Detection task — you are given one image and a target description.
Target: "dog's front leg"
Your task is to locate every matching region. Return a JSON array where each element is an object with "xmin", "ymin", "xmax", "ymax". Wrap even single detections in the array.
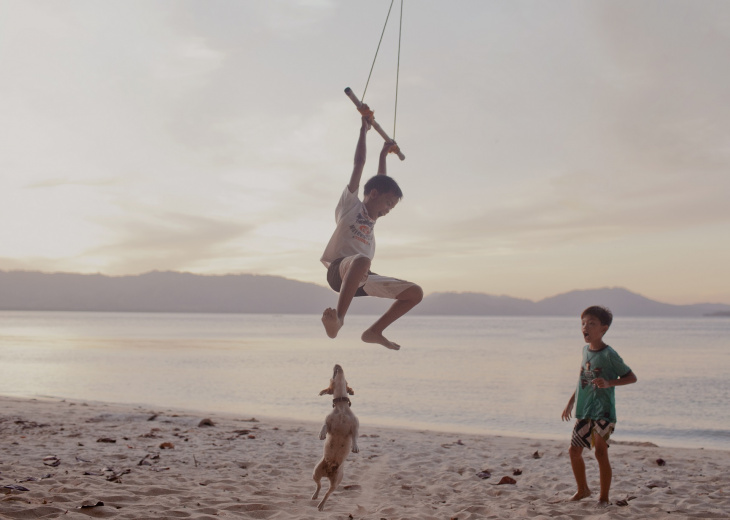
[{"xmin": 318, "ymin": 423, "xmax": 327, "ymax": 440}]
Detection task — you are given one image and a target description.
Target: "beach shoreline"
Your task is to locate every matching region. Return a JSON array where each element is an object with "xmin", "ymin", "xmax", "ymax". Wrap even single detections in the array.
[{"xmin": 1, "ymin": 395, "xmax": 728, "ymax": 519}]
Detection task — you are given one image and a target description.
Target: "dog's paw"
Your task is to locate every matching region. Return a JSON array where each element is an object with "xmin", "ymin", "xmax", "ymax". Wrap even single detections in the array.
[{"xmin": 352, "ymin": 445, "xmax": 360, "ymax": 453}]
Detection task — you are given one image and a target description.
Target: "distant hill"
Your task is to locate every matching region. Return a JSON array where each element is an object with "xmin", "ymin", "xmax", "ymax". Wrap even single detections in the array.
[
  {"xmin": 1, "ymin": 270, "xmax": 728, "ymax": 317},
  {"xmin": 0, "ymin": 270, "xmax": 388, "ymax": 315},
  {"xmin": 416, "ymin": 287, "xmax": 730, "ymax": 317},
  {"xmin": 413, "ymin": 292, "xmax": 535, "ymax": 316},
  {"xmin": 533, "ymin": 287, "xmax": 730, "ymax": 317}
]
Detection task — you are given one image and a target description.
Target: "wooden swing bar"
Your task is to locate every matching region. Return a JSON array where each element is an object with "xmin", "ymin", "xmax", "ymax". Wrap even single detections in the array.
[{"xmin": 344, "ymin": 87, "xmax": 406, "ymax": 161}]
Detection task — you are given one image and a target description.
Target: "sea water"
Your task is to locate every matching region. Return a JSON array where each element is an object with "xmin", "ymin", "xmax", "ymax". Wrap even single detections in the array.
[{"xmin": 0, "ymin": 311, "xmax": 728, "ymax": 450}]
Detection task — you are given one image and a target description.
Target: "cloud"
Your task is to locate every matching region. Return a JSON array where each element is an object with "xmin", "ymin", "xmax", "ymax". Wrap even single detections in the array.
[
  {"xmin": 388, "ymin": 164, "xmax": 730, "ymax": 261},
  {"xmin": 27, "ymin": 178, "xmax": 120, "ymax": 189},
  {"xmin": 87, "ymin": 210, "xmax": 254, "ymax": 274}
]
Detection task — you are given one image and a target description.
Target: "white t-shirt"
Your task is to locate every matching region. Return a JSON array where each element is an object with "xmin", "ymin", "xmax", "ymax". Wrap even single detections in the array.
[{"xmin": 320, "ymin": 186, "xmax": 376, "ymax": 267}]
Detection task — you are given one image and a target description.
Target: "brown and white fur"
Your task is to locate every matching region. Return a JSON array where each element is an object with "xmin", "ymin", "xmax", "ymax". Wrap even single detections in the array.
[{"xmin": 311, "ymin": 364, "xmax": 359, "ymax": 511}]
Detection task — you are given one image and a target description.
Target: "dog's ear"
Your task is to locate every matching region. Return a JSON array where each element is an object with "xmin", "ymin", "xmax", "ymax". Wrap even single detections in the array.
[
  {"xmin": 319, "ymin": 379, "xmax": 335, "ymax": 396},
  {"xmin": 346, "ymin": 385, "xmax": 354, "ymax": 395}
]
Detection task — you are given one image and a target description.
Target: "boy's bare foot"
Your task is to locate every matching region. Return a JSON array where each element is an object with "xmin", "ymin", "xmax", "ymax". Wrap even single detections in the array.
[
  {"xmin": 596, "ymin": 500, "xmax": 610, "ymax": 508},
  {"xmin": 569, "ymin": 489, "xmax": 592, "ymax": 501},
  {"xmin": 321, "ymin": 308, "xmax": 343, "ymax": 339},
  {"xmin": 361, "ymin": 329, "xmax": 401, "ymax": 350}
]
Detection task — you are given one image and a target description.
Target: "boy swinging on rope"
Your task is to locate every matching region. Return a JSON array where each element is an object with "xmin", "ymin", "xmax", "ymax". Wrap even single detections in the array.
[{"xmin": 320, "ymin": 105, "xmax": 423, "ymax": 350}]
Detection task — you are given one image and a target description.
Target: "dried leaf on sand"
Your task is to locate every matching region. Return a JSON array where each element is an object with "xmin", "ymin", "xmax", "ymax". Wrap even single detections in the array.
[
  {"xmin": 495, "ymin": 476, "xmax": 517, "ymax": 485},
  {"xmin": 42, "ymin": 456, "xmax": 60, "ymax": 467},
  {"xmin": 3, "ymin": 484, "xmax": 30, "ymax": 492}
]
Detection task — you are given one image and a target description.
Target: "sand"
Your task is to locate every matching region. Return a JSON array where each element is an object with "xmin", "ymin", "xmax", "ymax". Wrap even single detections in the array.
[{"xmin": 1, "ymin": 395, "xmax": 728, "ymax": 520}]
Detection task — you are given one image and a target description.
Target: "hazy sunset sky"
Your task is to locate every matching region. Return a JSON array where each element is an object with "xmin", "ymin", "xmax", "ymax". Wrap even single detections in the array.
[{"xmin": 1, "ymin": 1, "xmax": 728, "ymax": 305}]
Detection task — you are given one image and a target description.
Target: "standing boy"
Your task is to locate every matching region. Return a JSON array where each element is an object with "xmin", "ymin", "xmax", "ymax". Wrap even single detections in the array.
[
  {"xmin": 320, "ymin": 106, "xmax": 423, "ymax": 350},
  {"xmin": 561, "ymin": 306, "xmax": 637, "ymax": 507}
]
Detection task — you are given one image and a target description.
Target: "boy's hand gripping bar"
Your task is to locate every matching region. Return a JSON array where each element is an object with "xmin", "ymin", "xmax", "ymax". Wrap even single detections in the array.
[{"xmin": 345, "ymin": 87, "xmax": 406, "ymax": 161}]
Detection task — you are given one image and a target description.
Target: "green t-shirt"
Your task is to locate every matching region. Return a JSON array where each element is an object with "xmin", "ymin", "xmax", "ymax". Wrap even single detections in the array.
[{"xmin": 574, "ymin": 344, "xmax": 632, "ymax": 423}]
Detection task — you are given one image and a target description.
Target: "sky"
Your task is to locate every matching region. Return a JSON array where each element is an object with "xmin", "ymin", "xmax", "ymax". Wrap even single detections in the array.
[{"xmin": 1, "ymin": 0, "xmax": 729, "ymax": 305}]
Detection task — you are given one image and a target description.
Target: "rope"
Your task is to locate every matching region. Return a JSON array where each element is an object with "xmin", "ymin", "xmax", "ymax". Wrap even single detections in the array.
[
  {"xmin": 362, "ymin": 0, "xmax": 395, "ymax": 104},
  {"xmin": 361, "ymin": 0, "xmax": 404, "ymax": 140},
  {"xmin": 393, "ymin": 0, "xmax": 403, "ymax": 139}
]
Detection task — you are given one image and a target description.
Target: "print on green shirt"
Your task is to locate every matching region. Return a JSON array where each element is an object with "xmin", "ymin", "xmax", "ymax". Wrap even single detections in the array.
[{"xmin": 574, "ymin": 345, "xmax": 631, "ymax": 423}]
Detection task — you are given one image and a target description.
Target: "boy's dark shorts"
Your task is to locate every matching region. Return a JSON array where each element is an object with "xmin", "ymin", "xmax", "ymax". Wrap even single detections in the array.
[
  {"xmin": 571, "ymin": 419, "xmax": 615, "ymax": 449},
  {"xmin": 326, "ymin": 257, "xmax": 369, "ymax": 297}
]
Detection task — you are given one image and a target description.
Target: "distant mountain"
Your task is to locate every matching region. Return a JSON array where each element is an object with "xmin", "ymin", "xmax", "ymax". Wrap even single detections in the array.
[
  {"xmin": 413, "ymin": 292, "xmax": 535, "ymax": 316},
  {"xmin": 0, "ymin": 270, "xmax": 333, "ymax": 314},
  {"xmin": 414, "ymin": 287, "xmax": 729, "ymax": 317},
  {"xmin": 532, "ymin": 287, "xmax": 730, "ymax": 317},
  {"xmin": 0, "ymin": 270, "xmax": 390, "ymax": 315},
  {"xmin": 1, "ymin": 270, "xmax": 728, "ymax": 317}
]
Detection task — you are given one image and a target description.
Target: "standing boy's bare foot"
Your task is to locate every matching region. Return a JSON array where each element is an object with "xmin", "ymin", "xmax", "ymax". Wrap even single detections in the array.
[
  {"xmin": 361, "ymin": 329, "xmax": 401, "ymax": 350},
  {"xmin": 569, "ymin": 489, "xmax": 592, "ymax": 501},
  {"xmin": 321, "ymin": 308, "xmax": 343, "ymax": 339},
  {"xmin": 595, "ymin": 500, "xmax": 610, "ymax": 508}
]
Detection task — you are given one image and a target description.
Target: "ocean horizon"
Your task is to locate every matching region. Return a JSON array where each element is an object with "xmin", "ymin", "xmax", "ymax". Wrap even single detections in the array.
[{"xmin": 1, "ymin": 311, "xmax": 728, "ymax": 451}]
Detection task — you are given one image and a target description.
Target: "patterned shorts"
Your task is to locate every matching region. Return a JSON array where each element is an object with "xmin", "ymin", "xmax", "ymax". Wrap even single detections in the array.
[{"xmin": 571, "ymin": 419, "xmax": 615, "ymax": 449}]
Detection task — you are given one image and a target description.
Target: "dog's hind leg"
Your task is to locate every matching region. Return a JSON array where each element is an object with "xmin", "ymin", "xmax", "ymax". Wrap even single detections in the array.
[
  {"xmin": 311, "ymin": 459, "xmax": 325, "ymax": 500},
  {"xmin": 317, "ymin": 466, "xmax": 344, "ymax": 511},
  {"xmin": 351, "ymin": 419, "xmax": 360, "ymax": 453},
  {"xmin": 311, "ymin": 480, "xmax": 322, "ymax": 501}
]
